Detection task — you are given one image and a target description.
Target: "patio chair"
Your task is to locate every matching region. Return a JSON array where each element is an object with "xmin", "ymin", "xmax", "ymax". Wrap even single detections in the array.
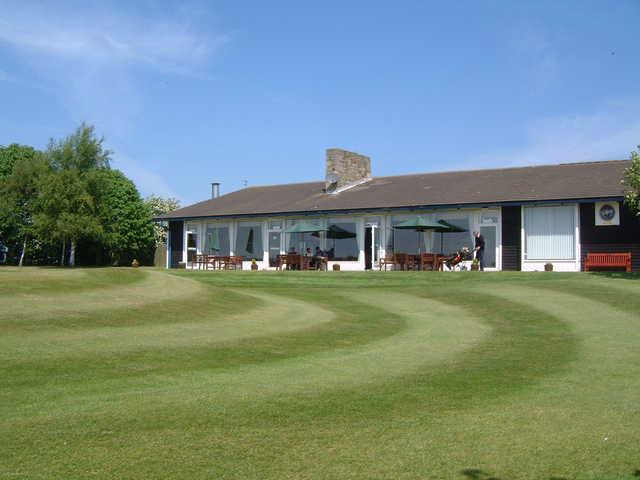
[
  {"xmin": 420, "ymin": 253, "xmax": 436, "ymax": 271},
  {"xmin": 275, "ymin": 254, "xmax": 287, "ymax": 271},
  {"xmin": 286, "ymin": 253, "xmax": 301, "ymax": 270},
  {"xmin": 192, "ymin": 253, "xmax": 206, "ymax": 270},
  {"xmin": 379, "ymin": 253, "xmax": 396, "ymax": 271},
  {"xmin": 228, "ymin": 256, "xmax": 244, "ymax": 270},
  {"xmin": 394, "ymin": 253, "xmax": 409, "ymax": 271},
  {"xmin": 204, "ymin": 255, "xmax": 216, "ymax": 270}
]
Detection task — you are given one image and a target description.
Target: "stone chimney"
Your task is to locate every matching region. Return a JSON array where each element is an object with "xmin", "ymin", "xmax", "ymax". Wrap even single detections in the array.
[{"xmin": 325, "ymin": 148, "xmax": 371, "ymax": 193}]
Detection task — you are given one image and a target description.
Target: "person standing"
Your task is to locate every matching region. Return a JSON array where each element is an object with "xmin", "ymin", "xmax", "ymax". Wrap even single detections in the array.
[{"xmin": 473, "ymin": 231, "xmax": 485, "ymax": 271}]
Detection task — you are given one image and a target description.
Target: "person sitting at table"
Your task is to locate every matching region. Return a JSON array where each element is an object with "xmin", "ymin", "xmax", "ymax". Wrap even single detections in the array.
[
  {"xmin": 314, "ymin": 246, "xmax": 323, "ymax": 257},
  {"xmin": 288, "ymin": 245, "xmax": 297, "ymax": 254}
]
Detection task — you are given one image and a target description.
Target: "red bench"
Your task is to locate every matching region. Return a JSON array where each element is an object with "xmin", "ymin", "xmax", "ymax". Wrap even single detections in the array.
[{"xmin": 584, "ymin": 252, "xmax": 632, "ymax": 273}]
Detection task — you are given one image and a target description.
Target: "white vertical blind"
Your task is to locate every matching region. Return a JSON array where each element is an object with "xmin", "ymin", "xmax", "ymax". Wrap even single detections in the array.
[{"xmin": 524, "ymin": 205, "xmax": 575, "ymax": 260}]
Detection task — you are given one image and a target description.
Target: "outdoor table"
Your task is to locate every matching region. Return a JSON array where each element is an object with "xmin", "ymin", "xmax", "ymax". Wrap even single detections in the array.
[{"xmin": 285, "ymin": 253, "xmax": 301, "ymax": 270}]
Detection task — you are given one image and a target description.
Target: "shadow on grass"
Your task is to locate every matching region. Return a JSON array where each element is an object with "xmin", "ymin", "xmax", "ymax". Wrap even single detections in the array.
[
  {"xmin": 461, "ymin": 467, "xmax": 640, "ymax": 479},
  {"xmin": 588, "ymin": 271, "xmax": 640, "ymax": 280}
]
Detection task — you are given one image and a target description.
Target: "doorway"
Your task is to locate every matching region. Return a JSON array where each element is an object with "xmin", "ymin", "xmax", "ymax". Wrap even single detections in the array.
[
  {"xmin": 268, "ymin": 231, "xmax": 281, "ymax": 267},
  {"xmin": 365, "ymin": 227, "xmax": 372, "ymax": 269},
  {"xmin": 480, "ymin": 225, "xmax": 497, "ymax": 269}
]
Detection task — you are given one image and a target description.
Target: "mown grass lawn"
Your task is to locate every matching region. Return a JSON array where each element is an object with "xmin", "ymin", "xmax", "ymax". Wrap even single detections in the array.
[{"xmin": 1, "ymin": 267, "xmax": 639, "ymax": 479}]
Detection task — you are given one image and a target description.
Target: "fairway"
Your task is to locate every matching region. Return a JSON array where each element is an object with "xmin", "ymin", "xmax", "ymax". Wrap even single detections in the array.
[{"xmin": 1, "ymin": 268, "xmax": 639, "ymax": 479}]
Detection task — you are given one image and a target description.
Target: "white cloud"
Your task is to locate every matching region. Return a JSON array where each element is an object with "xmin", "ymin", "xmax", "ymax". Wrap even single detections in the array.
[
  {"xmin": 0, "ymin": 2, "xmax": 228, "ymax": 138},
  {"xmin": 463, "ymin": 100, "xmax": 640, "ymax": 169},
  {"xmin": 0, "ymin": 2, "xmax": 227, "ymax": 72}
]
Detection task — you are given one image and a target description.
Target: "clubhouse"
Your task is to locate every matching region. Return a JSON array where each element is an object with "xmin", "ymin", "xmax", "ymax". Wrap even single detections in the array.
[{"xmin": 158, "ymin": 149, "xmax": 639, "ymax": 272}]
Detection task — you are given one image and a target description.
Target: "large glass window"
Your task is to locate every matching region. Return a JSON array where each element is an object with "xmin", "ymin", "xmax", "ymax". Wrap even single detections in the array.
[
  {"xmin": 388, "ymin": 217, "xmax": 431, "ymax": 254},
  {"xmin": 204, "ymin": 224, "xmax": 230, "ymax": 255},
  {"xmin": 235, "ymin": 222, "xmax": 263, "ymax": 260},
  {"xmin": 285, "ymin": 219, "xmax": 322, "ymax": 255},
  {"xmin": 524, "ymin": 205, "xmax": 575, "ymax": 260},
  {"xmin": 326, "ymin": 220, "xmax": 358, "ymax": 261},
  {"xmin": 436, "ymin": 217, "xmax": 472, "ymax": 255}
]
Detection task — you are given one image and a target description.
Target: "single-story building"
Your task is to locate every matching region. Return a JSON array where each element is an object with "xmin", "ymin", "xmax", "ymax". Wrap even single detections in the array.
[{"xmin": 158, "ymin": 148, "xmax": 639, "ymax": 272}]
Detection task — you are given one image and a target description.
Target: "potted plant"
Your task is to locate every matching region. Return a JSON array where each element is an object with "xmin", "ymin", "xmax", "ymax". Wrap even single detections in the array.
[
  {"xmin": 251, "ymin": 259, "xmax": 259, "ymax": 271},
  {"xmin": 131, "ymin": 259, "xmax": 140, "ymax": 268},
  {"xmin": 470, "ymin": 258, "xmax": 480, "ymax": 271}
]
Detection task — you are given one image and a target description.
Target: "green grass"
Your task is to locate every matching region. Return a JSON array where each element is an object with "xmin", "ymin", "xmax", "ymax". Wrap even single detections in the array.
[{"xmin": 1, "ymin": 268, "xmax": 639, "ymax": 479}]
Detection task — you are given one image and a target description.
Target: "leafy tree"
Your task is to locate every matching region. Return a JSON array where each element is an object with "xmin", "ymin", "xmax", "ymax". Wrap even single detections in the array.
[
  {"xmin": 0, "ymin": 152, "xmax": 50, "ymax": 265},
  {"xmin": 145, "ymin": 195, "xmax": 181, "ymax": 247},
  {"xmin": 47, "ymin": 123, "xmax": 111, "ymax": 172},
  {"xmin": 36, "ymin": 169, "xmax": 102, "ymax": 267},
  {"xmin": 88, "ymin": 169, "xmax": 155, "ymax": 265},
  {"xmin": 40, "ymin": 123, "xmax": 112, "ymax": 266},
  {"xmin": 0, "ymin": 144, "xmax": 41, "ymax": 180},
  {"xmin": 623, "ymin": 146, "xmax": 640, "ymax": 216}
]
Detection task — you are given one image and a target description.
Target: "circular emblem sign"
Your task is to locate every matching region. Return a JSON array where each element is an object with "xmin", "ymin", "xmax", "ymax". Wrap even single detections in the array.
[{"xmin": 599, "ymin": 204, "xmax": 615, "ymax": 221}]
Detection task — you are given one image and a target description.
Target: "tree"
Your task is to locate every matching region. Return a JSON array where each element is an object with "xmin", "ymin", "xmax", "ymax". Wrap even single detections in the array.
[
  {"xmin": 0, "ymin": 152, "xmax": 49, "ymax": 265},
  {"xmin": 145, "ymin": 195, "xmax": 181, "ymax": 247},
  {"xmin": 0, "ymin": 144, "xmax": 41, "ymax": 180},
  {"xmin": 46, "ymin": 123, "xmax": 111, "ymax": 172},
  {"xmin": 36, "ymin": 169, "xmax": 102, "ymax": 267},
  {"xmin": 88, "ymin": 169, "xmax": 155, "ymax": 265},
  {"xmin": 41, "ymin": 123, "xmax": 112, "ymax": 266},
  {"xmin": 623, "ymin": 146, "xmax": 640, "ymax": 216}
]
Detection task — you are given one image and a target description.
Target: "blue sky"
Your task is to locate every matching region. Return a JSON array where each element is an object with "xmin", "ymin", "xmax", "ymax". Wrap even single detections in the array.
[{"xmin": 1, "ymin": 1, "xmax": 639, "ymax": 205}]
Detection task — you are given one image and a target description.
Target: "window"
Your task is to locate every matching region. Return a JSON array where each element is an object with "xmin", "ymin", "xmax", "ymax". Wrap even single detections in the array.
[
  {"xmin": 186, "ymin": 224, "xmax": 199, "ymax": 264},
  {"xmin": 204, "ymin": 224, "xmax": 230, "ymax": 255},
  {"xmin": 235, "ymin": 223, "xmax": 263, "ymax": 260},
  {"xmin": 524, "ymin": 205, "xmax": 575, "ymax": 260},
  {"xmin": 285, "ymin": 219, "xmax": 322, "ymax": 254},
  {"xmin": 436, "ymin": 217, "xmax": 472, "ymax": 255},
  {"xmin": 326, "ymin": 220, "xmax": 358, "ymax": 261},
  {"xmin": 388, "ymin": 216, "xmax": 431, "ymax": 254}
]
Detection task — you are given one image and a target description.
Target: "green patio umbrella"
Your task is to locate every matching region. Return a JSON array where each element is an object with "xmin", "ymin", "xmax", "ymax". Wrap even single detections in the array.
[
  {"xmin": 246, "ymin": 228, "xmax": 254, "ymax": 254},
  {"xmin": 283, "ymin": 222, "xmax": 328, "ymax": 233},
  {"xmin": 284, "ymin": 222, "xmax": 328, "ymax": 254},
  {"xmin": 393, "ymin": 217, "xmax": 445, "ymax": 232},
  {"xmin": 312, "ymin": 224, "xmax": 356, "ymax": 239},
  {"xmin": 393, "ymin": 216, "xmax": 450, "ymax": 254}
]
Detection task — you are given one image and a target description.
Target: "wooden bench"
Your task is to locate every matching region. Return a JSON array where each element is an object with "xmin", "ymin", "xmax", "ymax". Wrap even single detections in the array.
[{"xmin": 584, "ymin": 252, "xmax": 632, "ymax": 273}]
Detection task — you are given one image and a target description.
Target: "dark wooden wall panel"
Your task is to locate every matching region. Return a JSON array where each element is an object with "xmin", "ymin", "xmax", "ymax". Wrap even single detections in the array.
[
  {"xmin": 169, "ymin": 220, "xmax": 184, "ymax": 268},
  {"xmin": 501, "ymin": 206, "xmax": 521, "ymax": 271},
  {"xmin": 580, "ymin": 203, "xmax": 640, "ymax": 272}
]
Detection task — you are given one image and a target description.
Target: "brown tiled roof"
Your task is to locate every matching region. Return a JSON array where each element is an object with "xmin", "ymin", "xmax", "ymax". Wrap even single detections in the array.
[{"xmin": 159, "ymin": 160, "xmax": 630, "ymax": 220}]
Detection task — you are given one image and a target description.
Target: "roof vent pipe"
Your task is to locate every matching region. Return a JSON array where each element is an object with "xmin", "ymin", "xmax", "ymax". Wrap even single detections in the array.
[{"xmin": 211, "ymin": 182, "xmax": 220, "ymax": 199}]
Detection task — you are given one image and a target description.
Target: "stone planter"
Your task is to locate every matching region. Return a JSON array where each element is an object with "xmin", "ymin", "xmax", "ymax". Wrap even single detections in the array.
[
  {"xmin": 332, "ymin": 264, "xmax": 341, "ymax": 271},
  {"xmin": 251, "ymin": 263, "xmax": 259, "ymax": 271}
]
